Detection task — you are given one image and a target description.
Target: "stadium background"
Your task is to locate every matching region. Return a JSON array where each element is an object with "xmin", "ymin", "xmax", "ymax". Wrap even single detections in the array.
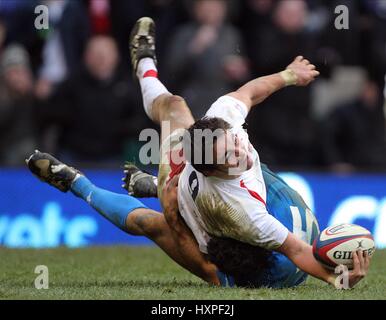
[{"xmin": 0, "ymin": 0, "xmax": 385, "ymax": 251}]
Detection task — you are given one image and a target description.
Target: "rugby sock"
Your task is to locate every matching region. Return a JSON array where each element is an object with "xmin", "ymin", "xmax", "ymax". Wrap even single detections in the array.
[
  {"xmin": 137, "ymin": 58, "xmax": 170, "ymax": 120},
  {"xmin": 71, "ymin": 176, "xmax": 148, "ymax": 232},
  {"xmin": 216, "ymin": 271, "xmax": 236, "ymax": 288}
]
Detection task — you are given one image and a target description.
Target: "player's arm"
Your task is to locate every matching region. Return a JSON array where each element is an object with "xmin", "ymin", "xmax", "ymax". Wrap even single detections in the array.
[
  {"xmin": 277, "ymin": 232, "xmax": 371, "ymax": 288},
  {"xmin": 227, "ymin": 56, "xmax": 319, "ymax": 112},
  {"xmin": 161, "ymin": 175, "xmax": 220, "ymax": 286}
]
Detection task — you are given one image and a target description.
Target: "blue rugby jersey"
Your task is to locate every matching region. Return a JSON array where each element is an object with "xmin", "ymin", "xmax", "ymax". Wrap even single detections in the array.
[
  {"xmin": 252, "ymin": 164, "xmax": 320, "ymax": 288},
  {"xmin": 220, "ymin": 164, "xmax": 320, "ymax": 288}
]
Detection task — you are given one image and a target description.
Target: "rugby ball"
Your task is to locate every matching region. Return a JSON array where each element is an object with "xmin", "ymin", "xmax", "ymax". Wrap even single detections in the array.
[{"xmin": 312, "ymin": 223, "xmax": 375, "ymax": 270}]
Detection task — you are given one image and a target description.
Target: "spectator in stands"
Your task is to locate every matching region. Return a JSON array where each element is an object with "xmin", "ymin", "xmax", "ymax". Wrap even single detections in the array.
[
  {"xmin": 35, "ymin": 0, "xmax": 90, "ymax": 100},
  {"xmin": 108, "ymin": 0, "xmax": 146, "ymax": 70},
  {"xmin": 246, "ymin": 0, "xmax": 319, "ymax": 168},
  {"xmin": 88, "ymin": 0, "xmax": 185, "ymax": 73},
  {"xmin": 0, "ymin": 18, "xmax": 6, "ymax": 53},
  {"xmin": 237, "ymin": 0, "xmax": 275, "ymax": 58},
  {"xmin": 0, "ymin": 0, "xmax": 383, "ymax": 171},
  {"xmin": 165, "ymin": 0, "xmax": 249, "ymax": 118},
  {"xmin": 361, "ymin": 0, "xmax": 386, "ymax": 88},
  {"xmin": 315, "ymin": 0, "xmax": 361, "ymax": 67},
  {"xmin": 0, "ymin": 0, "xmax": 38, "ymax": 50},
  {"xmin": 38, "ymin": 35, "xmax": 145, "ymax": 165},
  {"xmin": 321, "ymin": 78, "xmax": 386, "ymax": 172},
  {"xmin": 145, "ymin": 0, "xmax": 187, "ymax": 69},
  {"xmin": 248, "ymin": 0, "xmax": 315, "ymax": 76},
  {"xmin": 0, "ymin": 44, "xmax": 37, "ymax": 166},
  {"xmin": 87, "ymin": 0, "xmax": 112, "ymax": 35}
]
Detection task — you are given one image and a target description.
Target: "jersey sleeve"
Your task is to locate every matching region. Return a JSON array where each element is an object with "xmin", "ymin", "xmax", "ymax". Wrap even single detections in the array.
[
  {"xmin": 246, "ymin": 205, "xmax": 289, "ymax": 250},
  {"xmin": 205, "ymin": 95, "xmax": 248, "ymax": 128},
  {"xmin": 220, "ymin": 182, "xmax": 289, "ymax": 250}
]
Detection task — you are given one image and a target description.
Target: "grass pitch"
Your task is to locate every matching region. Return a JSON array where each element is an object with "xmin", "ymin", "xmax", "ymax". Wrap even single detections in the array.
[{"xmin": 1, "ymin": 246, "xmax": 385, "ymax": 300}]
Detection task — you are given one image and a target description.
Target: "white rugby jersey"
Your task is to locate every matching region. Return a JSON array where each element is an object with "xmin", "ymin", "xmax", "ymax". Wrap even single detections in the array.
[{"xmin": 178, "ymin": 95, "xmax": 289, "ymax": 253}]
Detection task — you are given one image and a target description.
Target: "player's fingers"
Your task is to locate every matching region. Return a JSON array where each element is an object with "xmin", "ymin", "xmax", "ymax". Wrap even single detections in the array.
[
  {"xmin": 312, "ymin": 70, "xmax": 320, "ymax": 77},
  {"xmin": 303, "ymin": 59, "xmax": 310, "ymax": 65},
  {"xmin": 363, "ymin": 251, "xmax": 370, "ymax": 271},
  {"xmin": 352, "ymin": 251, "xmax": 360, "ymax": 273},
  {"xmin": 295, "ymin": 55, "xmax": 303, "ymax": 62},
  {"xmin": 308, "ymin": 64, "xmax": 316, "ymax": 70},
  {"xmin": 357, "ymin": 250, "xmax": 365, "ymax": 273}
]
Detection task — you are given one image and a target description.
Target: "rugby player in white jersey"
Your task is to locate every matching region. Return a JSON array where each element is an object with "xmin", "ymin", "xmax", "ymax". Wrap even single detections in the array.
[
  {"xmin": 26, "ymin": 17, "xmax": 371, "ymax": 289},
  {"xmin": 125, "ymin": 17, "xmax": 370, "ymax": 288}
]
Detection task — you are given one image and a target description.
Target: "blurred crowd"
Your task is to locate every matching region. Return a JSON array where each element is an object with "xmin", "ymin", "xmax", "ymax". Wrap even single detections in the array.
[{"xmin": 0, "ymin": 0, "xmax": 386, "ymax": 172}]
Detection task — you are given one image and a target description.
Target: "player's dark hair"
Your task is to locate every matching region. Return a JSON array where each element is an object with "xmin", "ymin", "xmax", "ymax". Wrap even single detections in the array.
[
  {"xmin": 207, "ymin": 237, "xmax": 273, "ymax": 288},
  {"xmin": 183, "ymin": 117, "xmax": 231, "ymax": 174}
]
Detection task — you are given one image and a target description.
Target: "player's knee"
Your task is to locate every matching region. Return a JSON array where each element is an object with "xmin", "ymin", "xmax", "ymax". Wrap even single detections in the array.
[
  {"xmin": 167, "ymin": 95, "xmax": 185, "ymax": 105},
  {"xmin": 156, "ymin": 94, "xmax": 193, "ymax": 127},
  {"xmin": 165, "ymin": 95, "xmax": 187, "ymax": 112},
  {"xmin": 167, "ymin": 95, "xmax": 192, "ymax": 121},
  {"xmin": 156, "ymin": 94, "xmax": 185, "ymax": 108}
]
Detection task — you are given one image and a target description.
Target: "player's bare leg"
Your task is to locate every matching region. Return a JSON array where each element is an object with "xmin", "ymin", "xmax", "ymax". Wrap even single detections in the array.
[
  {"xmin": 130, "ymin": 18, "xmax": 194, "ymax": 137},
  {"xmin": 128, "ymin": 19, "xmax": 221, "ymax": 284},
  {"xmin": 151, "ymin": 94, "xmax": 194, "ymax": 142},
  {"xmin": 126, "ymin": 208, "xmax": 218, "ymax": 284},
  {"xmin": 130, "ymin": 17, "xmax": 194, "ymax": 196},
  {"xmin": 26, "ymin": 150, "xmax": 218, "ymax": 284}
]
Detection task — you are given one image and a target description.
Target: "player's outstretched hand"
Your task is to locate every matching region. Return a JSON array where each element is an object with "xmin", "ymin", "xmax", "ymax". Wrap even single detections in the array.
[
  {"xmin": 286, "ymin": 56, "xmax": 320, "ymax": 86},
  {"xmin": 348, "ymin": 250, "xmax": 371, "ymax": 288}
]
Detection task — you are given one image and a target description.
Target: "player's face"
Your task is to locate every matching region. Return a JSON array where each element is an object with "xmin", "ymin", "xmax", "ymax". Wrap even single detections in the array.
[{"xmin": 213, "ymin": 131, "xmax": 254, "ymax": 177}]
